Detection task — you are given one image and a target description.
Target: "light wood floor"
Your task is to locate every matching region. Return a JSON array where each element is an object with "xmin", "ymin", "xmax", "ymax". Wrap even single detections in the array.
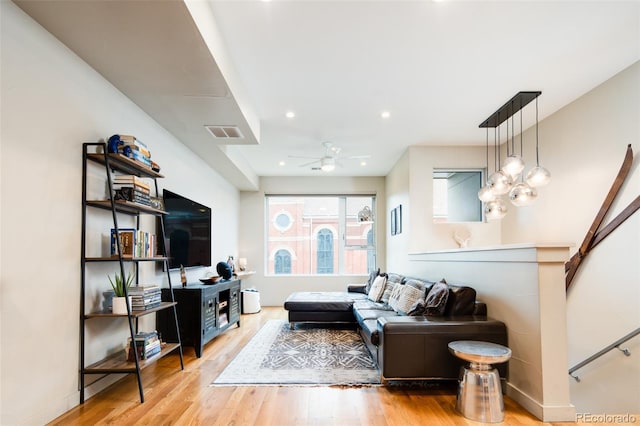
[{"xmin": 51, "ymin": 307, "xmax": 574, "ymax": 425}]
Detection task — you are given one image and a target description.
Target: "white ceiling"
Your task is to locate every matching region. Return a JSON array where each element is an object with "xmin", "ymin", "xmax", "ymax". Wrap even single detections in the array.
[{"xmin": 15, "ymin": 0, "xmax": 640, "ymax": 189}]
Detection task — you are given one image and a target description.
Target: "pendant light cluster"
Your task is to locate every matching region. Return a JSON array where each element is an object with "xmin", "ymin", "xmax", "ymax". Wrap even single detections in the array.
[{"xmin": 478, "ymin": 91, "xmax": 551, "ymax": 221}]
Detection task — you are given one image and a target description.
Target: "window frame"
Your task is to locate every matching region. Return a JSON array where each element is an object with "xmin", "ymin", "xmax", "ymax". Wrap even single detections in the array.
[{"xmin": 265, "ymin": 194, "xmax": 376, "ymax": 276}]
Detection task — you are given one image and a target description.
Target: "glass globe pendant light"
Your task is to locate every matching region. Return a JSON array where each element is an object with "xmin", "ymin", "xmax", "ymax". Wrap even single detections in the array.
[
  {"xmin": 526, "ymin": 96, "xmax": 551, "ymax": 187},
  {"xmin": 485, "ymin": 198, "xmax": 508, "ymax": 221},
  {"xmin": 509, "ymin": 182, "xmax": 538, "ymax": 206},
  {"xmin": 478, "ymin": 128, "xmax": 496, "ymax": 202},
  {"xmin": 488, "ymin": 124, "xmax": 513, "ymax": 195},
  {"xmin": 502, "ymin": 106, "xmax": 525, "ymax": 179}
]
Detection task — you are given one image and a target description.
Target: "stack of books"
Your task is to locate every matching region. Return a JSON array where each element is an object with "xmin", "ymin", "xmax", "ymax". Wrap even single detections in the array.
[
  {"xmin": 112, "ymin": 175, "xmax": 151, "ymax": 207},
  {"xmin": 127, "ymin": 331, "xmax": 161, "ymax": 361},
  {"xmin": 129, "ymin": 285, "xmax": 162, "ymax": 310},
  {"xmin": 116, "ymin": 135, "xmax": 153, "ymax": 168}
]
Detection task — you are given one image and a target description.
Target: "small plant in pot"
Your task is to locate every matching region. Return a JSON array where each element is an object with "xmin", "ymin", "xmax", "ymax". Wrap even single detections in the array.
[{"xmin": 109, "ymin": 271, "xmax": 134, "ymax": 314}]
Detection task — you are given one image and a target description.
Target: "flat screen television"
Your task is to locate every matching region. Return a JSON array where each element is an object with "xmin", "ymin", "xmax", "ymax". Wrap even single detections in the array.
[{"xmin": 160, "ymin": 189, "xmax": 211, "ymax": 270}]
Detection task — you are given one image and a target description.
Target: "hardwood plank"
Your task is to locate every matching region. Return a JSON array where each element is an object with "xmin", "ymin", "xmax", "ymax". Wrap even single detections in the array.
[{"xmin": 50, "ymin": 307, "xmax": 571, "ymax": 425}]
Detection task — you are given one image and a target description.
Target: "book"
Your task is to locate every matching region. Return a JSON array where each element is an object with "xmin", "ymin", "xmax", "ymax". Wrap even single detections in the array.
[
  {"xmin": 110, "ymin": 228, "xmax": 136, "ymax": 257},
  {"xmin": 113, "ymin": 175, "xmax": 150, "ymax": 190}
]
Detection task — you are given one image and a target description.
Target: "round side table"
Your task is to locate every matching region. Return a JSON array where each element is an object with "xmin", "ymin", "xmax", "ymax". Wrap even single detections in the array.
[{"xmin": 448, "ymin": 340, "xmax": 512, "ymax": 423}]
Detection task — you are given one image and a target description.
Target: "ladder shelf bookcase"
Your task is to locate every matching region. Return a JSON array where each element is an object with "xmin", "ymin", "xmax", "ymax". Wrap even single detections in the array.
[{"xmin": 80, "ymin": 142, "xmax": 184, "ymax": 403}]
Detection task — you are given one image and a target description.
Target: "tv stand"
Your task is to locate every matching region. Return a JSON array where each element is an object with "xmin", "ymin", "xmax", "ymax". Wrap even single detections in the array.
[{"xmin": 157, "ymin": 279, "xmax": 241, "ymax": 357}]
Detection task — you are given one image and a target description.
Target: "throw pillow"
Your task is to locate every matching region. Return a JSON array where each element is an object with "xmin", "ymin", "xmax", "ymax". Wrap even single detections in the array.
[
  {"xmin": 406, "ymin": 299, "xmax": 426, "ymax": 316},
  {"xmin": 365, "ymin": 268, "xmax": 381, "ymax": 293},
  {"xmin": 367, "ymin": 275, "xmax": 388, "ymax": 302},
  {"xmin": 380, "ymin": 282, "xmax": 396, "ymax": 305},
  {"xmin": 445, "ymin": 286, "xmax": 477, "ymax": 316},
  {"xmin": 424, "ymin": 279, "xmax": 449, "ymax": 316},
  {"xmin": 396, "ymin": 284, "xmax": 425, "ymax": 314},
  {"xmin": 386, "ymin": 273, "xmax": 404, "ymax": 285},
  {"xmin": 388, "ymin": 283, "xmax": 404, "ymax": 312}
]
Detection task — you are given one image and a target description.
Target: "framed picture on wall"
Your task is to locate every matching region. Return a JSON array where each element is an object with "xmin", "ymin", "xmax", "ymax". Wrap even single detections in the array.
[
  {"xmin": 391, "ymin": 208, "xmax": 397, "ymax": 235},
  {"xmin": 397, "ymin": 205, "xmax": 402, "ymax": 234}
]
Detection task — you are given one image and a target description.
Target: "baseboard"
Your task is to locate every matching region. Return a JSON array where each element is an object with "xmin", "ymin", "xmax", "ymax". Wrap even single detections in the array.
[{"xmin": 506, "ymin": 382, "xmax": 576, "ymax": 422}]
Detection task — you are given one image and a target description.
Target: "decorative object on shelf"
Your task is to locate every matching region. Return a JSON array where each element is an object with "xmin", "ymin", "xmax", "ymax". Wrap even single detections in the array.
[
  {"xmin": 237, "ymin": 257, "xmax": 248, "ymax": 272},
  {"xmin": 216, "ymin": 261, "xmax": 233, "ymax": 280},
  {"xmin": 180, "ymin": 264, "xmax": 187, "ymax": 288},
  {"xmin": 357, "ymin": 206, "xmax": 373, "ymax": 222},
  {"xmin": 227, "ymin": 255, "xmax": 235, "ymax": 272},
  {"xmin": 453, "ymin": 228, "xmax": 471, "ymax": 248},
  {"xmin": 478, "ymin": 91, "xmax": 551, "ymax": 220},
  {"xmin": 108, "ymin": 271, "xmax": 134, "ymax": 314}
]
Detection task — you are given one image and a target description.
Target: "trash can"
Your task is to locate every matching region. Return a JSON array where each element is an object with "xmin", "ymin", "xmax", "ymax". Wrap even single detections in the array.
[{"xmin": 241, "ymin": 289, "xmax": 261, "ymax": 314}]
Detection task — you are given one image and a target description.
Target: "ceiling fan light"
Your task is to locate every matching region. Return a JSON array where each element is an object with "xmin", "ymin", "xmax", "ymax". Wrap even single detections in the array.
[{"xmin": 320, "ymin": 157, "xmax": 335, "ymax": 172}]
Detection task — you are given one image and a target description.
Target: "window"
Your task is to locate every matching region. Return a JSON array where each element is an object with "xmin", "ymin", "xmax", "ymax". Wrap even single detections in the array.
[
  {"xmin": 274, "ymin": 249, "xmax": 291, "ymax": 274},
  {"xmin": 316, "ymin": 229, "xmax": 334, "ymax": 273},
  {"xmin": 433, "ymin": 170, "xmax": 483, "ymax": 223},
  {"xmin": 266, "ymin": 195, "xmax": 376, "ymax": 275}
]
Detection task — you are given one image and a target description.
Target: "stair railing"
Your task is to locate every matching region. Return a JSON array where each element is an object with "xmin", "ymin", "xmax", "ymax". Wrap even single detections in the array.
[{"xmin": 569, "ymin": 327, "xmax": 639, "ymax": 382}]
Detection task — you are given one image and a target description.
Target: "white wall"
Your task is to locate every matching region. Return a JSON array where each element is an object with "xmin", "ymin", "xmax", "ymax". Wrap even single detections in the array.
[
  {"xmin": 386, "ymin": 145, "xmax": 502, "ymax": 274},
  {"xmin": 239, "ymin": 176, "xmax": 385, "ymax": 306},
  {"xmin": 502, "ymin": 61, "xmax": 640, "ymax": 414},
  {"xmin": 0, "ymin": 3, "xmax": 239, "ymax": 424}
]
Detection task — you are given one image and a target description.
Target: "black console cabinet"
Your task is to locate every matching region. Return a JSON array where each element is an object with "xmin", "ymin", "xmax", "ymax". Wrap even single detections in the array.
[{"xmin": 158, "ymin": 279, "xmax": 241, "ymax": 357}]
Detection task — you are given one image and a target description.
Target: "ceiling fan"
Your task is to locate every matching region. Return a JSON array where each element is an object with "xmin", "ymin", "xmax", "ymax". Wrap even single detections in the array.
[{"xmin": 289, "ymin": 141, "xmax": 370, "ymax": 172}]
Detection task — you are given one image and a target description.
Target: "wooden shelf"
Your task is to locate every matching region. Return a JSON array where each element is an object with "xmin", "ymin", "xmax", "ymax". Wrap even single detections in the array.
[
  {"xmin": 85, "ymin": 301, "xmax": 177, "ymax": 319},
  {"xmin": 86, "ymin": 153, "xmax": 163, "ymax": 178},
  {"xmin": 86, "ymin": 199, "xmax": 167, "ymax": 216},
  {"xmin": 85, "ymin": 256, "xmax": 169, "ymax": 263},
  {"xmin": 84, "ymin": 343, "xmax": 180, "ymax": 374}
]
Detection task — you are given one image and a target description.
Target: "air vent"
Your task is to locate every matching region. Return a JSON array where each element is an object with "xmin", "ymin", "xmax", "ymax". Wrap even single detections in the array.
[{"xmin": 205, "ymin": 125, "xmax": 244, "ymax": 139}]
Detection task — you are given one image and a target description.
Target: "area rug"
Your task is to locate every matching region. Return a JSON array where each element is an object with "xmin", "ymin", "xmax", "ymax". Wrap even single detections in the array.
[{"xmin": 211, "ymin": 319, "xmax": 380, "ymax": 386}]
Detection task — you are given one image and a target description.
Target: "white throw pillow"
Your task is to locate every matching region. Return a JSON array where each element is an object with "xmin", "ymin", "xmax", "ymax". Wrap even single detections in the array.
[{"xmin": 367, "ymin": 275, "xmax": 388, "ymax": 302}]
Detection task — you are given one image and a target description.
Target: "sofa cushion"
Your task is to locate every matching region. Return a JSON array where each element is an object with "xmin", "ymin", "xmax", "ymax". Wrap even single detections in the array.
[
  {"xmin": 353, "ymin": 299, "xmax": 390, "ymax": 311},
  {"xmin": 354, "ymin": 308, "xmax": 398, "ymax": 323},
  {"xmin": 405, "ymin": 299, "xmax": 426, "ymax": 316},
  {"xmin": 445, "ymin": 285, "xmax": 477, "ymax": 316},
  {"xmin": 424, "ymin": 279, "xmax": 449, "ymax": 316},
  {"xmin": 367, "ymin": 275, "xmax": 388, "ymax": 302},
  {"xmin": 386, "ymin": 273, "xmax": 404, "ymax": 285}
]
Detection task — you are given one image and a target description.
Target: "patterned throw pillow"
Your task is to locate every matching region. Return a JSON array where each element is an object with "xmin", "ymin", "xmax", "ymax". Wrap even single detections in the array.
[
  {"xmin": 367, "ymin": 275, "xmax": 388, "ymax": 302},
  {"xmin": 396, "ymin": 284, "xmax": 425, "ymax": 314},
  {"xmin": 380, "ymin": 282, "xmax": 396, "ymax": 305},
  {"xmin": 388, "ymin": 283, "xmax": 404, "ymax": 311},
  {"xmin": 424, "ymin": 279, "xmax": 449, "ymax": 316}
]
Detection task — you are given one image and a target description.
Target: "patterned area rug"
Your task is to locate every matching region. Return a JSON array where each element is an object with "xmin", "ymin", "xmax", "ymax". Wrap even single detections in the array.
[{"xmin": 212, "ymin": 319, "xmax": 380, "ymax": 386}]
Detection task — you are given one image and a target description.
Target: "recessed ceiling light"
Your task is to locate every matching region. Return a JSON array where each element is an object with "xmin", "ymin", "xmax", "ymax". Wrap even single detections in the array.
[
  {"xmin": 285, "ymin": 111, "xmax": 296, "ymax": 119},
  {"xmin": 360, "ymin": 161, "xmax": 367, "ymax": 166},
  {"xmin": 381, "ymin": 111, "xmax": 391, "ymax": 119},
  {"xmin": 279, "ymin": 161, "xmax": 286, "ymax": 166}
]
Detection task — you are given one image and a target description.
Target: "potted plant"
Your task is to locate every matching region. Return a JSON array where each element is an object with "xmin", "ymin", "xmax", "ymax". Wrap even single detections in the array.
[{"xmin": 109, "ymin": 271, "xmax": 134, "ymax": 315}]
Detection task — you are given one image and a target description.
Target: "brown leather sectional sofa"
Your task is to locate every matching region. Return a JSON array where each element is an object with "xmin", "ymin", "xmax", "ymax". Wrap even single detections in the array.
[{"xmin": 284, "ymin": 274, "xmax": 508, "ymax": 382}]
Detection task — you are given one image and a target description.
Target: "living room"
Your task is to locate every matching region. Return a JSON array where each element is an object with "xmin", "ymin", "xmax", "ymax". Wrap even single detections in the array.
[{"xmin": 1, "ymin": 1, "xmax": 639, "ymax": 424}]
